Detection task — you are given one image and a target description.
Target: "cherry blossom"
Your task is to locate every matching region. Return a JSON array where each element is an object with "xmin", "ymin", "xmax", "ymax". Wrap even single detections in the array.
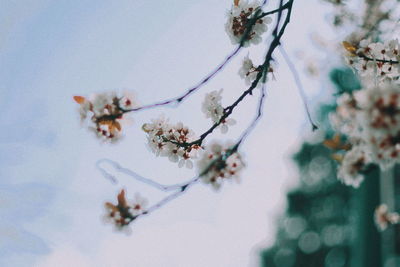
[
  {"xmin": 196, "ymin": 142, "xmax": 244, "ymax": 190},
  {"xmin": 104, "ymin": 189, "xmax": 148, "ymax": 230},
  {"xmin": 337, "ymin": 145, "xmax": 369, "ymax": 188},
  {"xmin": 374, "ymin": 204, "xmax": 400, "ymax": 231},
  {"xmin": 225, "ymin": 0, "xmax": 272, "ymax": 47},
  {"xmin": 330, "ymin": 92, "xmax": 362, "ymax": 140},
  {"xmin": 129, "ymin": 193, "xmax": 149, "ymax": 216},
  {"xmin": 238, "ymin": 55, "xmax": 260, "ymax": 85},
  {"xmin": 202, "ymin": 90, "xmax": 236, "ymax": 134},
  {"xmin": 331, "ymin": 80, "xmax": 400, "ymax": 181},
  {"xmin": 238, "ymin": 55, "xmax": 274, "ymax": 85},
  {"xmin": 74, "ymin": 91, "xmax": 136, "ymax": 142},
  {"xmin": 343, "ymin": 39, "xmax": 400, "ymax": 83},
  {"xmin": 355, "ymin": 83, "xmax": 400, "ymax": 168},
  {"xmin": 142, "ymin": 116, "xmax": 201, "ymax": 168}
]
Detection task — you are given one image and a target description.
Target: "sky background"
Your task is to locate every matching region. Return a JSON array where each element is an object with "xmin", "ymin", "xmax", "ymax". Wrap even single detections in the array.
[{"xmin": 1, "ymin": 0, "xmax": 338, "ymax": 266}]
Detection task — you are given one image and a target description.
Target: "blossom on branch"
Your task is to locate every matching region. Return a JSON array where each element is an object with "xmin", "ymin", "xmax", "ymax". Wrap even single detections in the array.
[
  {"xmin": 343, "ymin": 39, "xmax": 400, "ymax": 82},
  {"xmin": 337, "ymin": 145, "xmax": 369, "ymax": 188},
  {"xmin": 143, "ymin": 116, "xmax": 201, "ymax": 168},
  {"xmin": 331, "ymin": 80, "xmax": 400, "ymax": 185},
  {"xmin": 239, "ymin": 55, "xmax": 260, "ymax": 84},
  {"xmin": 225, "ymin": 0, "xmax": 272, "ymax": 47},
  {"xmin": 74, "ymin": 91, "xmax": 136, "ymax": 142},
  {"xmin": 202, "ymin": 89, "xmax": 236, "ymax": 134},
  {"xmin": 197, "ymin": 142, "xmax": 244, "ymax": 190},
  {"xmin": 374, "ymin": 204, "xmax": 400, "ymax": 231},
  {"xmin": 355, "ymin": 83, "xmax": 400, "ymax": 168},
  {"xmin": 330, "ymin": 92, "xmax": 362, "ymax": 140},
  {"xmin": 104, "ymin": 189, "xmax": 148, "ymax": 230},
  {"xmin": 71, "ymin": 0, "xmax": 296, "ymax": 228}
]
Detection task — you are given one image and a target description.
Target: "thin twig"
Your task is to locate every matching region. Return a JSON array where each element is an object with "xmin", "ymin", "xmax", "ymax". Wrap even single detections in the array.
[
  {"xmin": 258, "ymin": 1, "xmax": 291, "ymax": 19},
  {"xmin": 279, "ymin": 46, "xmax": 318, "ymax": 131},
  {"xmin": 97, "ymin": 158, "xmax": 197, "ymax": 192},
  {"xmin": 237, "ymin": 84, "xmax": 267, "ymax": 144},
  {"xmin": 119, "ymin": 2, "xmax": 290, "ymax": 114},
  {"xmin": 358, "ymin": 54, "xmax": 399, "ymax": 64}
]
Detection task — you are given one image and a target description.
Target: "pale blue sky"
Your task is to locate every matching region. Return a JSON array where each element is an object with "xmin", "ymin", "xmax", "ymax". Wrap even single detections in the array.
[{"xmin": 1, "ymin": 1, "xmax": 337, "ymax": 266}]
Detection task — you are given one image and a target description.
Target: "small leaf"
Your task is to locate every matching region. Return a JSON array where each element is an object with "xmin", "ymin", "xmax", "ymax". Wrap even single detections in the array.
[
  {"xmin": 117, "ymin": 189, "xmax": 127, "ymax": 207},
  {"xmin": 342, "ymin": 41, "xmax": 357, "ymax": 54},
  {"xmin": 73, "ymin": 96, "xmax": 86, "ymax": 104},
  {"xmin": 99, "ymin": 119, "xmax": 113, "ymax": 126},
  {"xmin": 113, "ymin": 121, "xmax": 122, "ymax": 131},
  {"xmin": 105, "ymin": 202, "xmax": 118, "ymax": 212},
  {"xmin": 323, "ymin": 135, "xmax": 340, "ymax": 149},
  {"xmin": 324, "ymin": 134, "xmax": 345, "ymax": 149}
]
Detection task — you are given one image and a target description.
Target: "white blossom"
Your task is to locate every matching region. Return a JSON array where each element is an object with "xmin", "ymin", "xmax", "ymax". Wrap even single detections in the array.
[
  {"xmin": 337, "ymin": 146, "xmax": 369, "ymax": 188},
  {"xmin": 143, "ymin": 116, "xmax": 201, "ymax": 168},
  {"xmin": 196, "ymin": 141, "xmax": 244, "ymax": 190},
  {"xmin": 202, "ymin": 90, "xmax": 236, "ymax": 134},
  {"xmin": 344, "ymin": 39, "xmax": 400, "ymax": 83},
  {"xmin": 225, "ymin": 0, "xmax": 272, "ymax": 47},
  {"xmin": 355, "ymin": 83, "xmax": 400, "ymax": 168},
  {"xmin": 202, "ymin": 89, "xmax": 224, "ymax": 122},
  {"xmin": 104, "ymin": 189, "xmax": 148, "ymax": 230},
  {"xmin": 238, "ymin": 55, "xmax": 259, "ymax": 85},
  {"xmin": 129, "ymin": 193, "xmax": 149, "ymax": 216},
  {"xmin": 330, "ymin": 92, "xmax": 362, "ymax": 140},
  {"xmin": 332, "ymin": 80, "xmax": 400, "ymax": 173},
  {"xmin": 374, "ymin": 204, "xmax": 400, "ymax": 231},
  {"xmin": 238, "ymin": 55, "xmax": 274, "ymax": 86},
  {"xmin": 74, "ymin": 91, "xmax": 137, "ymax": 143}
]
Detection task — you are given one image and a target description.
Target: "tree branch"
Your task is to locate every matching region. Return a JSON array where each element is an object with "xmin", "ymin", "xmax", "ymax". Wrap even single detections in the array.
[
  {"xmin": 104, "ymin": 0, "xmax": 296, "ymax": 226},
  {"xmin": 119, "ymin": 2, "xmax": 291, "ymax": 114},
  {"xmin": 97, "ymin": 158, "xmax": 197, "ymax": 192},
  {"xmin": 279, "ymin": 45, "xmax": 318, "ymax": 131}
]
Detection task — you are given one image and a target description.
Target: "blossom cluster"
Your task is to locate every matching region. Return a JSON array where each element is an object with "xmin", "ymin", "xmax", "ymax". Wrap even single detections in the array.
[
  {"xmin": 374, "ymin": 204, "xmax": 400, "ymax": 231},
  {"xmin": 104, "ymin": 189, "xmax": 148, "ymax": 230},
  {"xmin": 74, "ymin": 91, "xmax": 136, "ymax": 142},
  {"xmin": 331, "ymin": 82, "xmax": 400, "ymax": 186},
  {"xmin": 75, "ymin": 0, "xmax": 280, "ymax": 230},
  {"xmin": 202, "ymin": 89, "xmax": 236, "ymax": 133},
  {"xmin": 225, "ymin": 0, "xmax": 272, "ymax": 47},
  {"xmin": 330, "ymin": 39, "xmax": 400, "ymax": 187},
  {"xmin": 196, "ymin": 142, "xmax": 245, "ymax": 191},
  {"xmin": 142, "ymin": 117, "xmax": 201, "ymax": 169},
  {"xmin": 344, "ymin": 39, "xmax": 400, "ymax": 82}
]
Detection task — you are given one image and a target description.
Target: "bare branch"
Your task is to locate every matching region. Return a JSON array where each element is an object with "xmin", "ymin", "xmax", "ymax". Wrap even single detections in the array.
[
  {"xmin": 279, "ymin": 45, "xmax": 318, "ymax": 131},
  {"xmin": 97, "ymin": 158, "xmax": 197, "ymax": 192}
]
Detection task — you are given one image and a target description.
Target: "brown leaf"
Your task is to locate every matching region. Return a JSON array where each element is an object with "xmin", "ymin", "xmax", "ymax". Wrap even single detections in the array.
[
  {"xmin": 99, "ymin": 119, "xmax": 113, "ymax": 126},
  {"xmin": 117, "ymin": 189, "xmax": 127, "ymax": 207},
  {"xmin": 113, "ymin": 121, "xmax": 122, "ymax": 131},
  {"xmin": 105, "ymin": 202, "xmax": 117, "ymax": 211},
  {"xmin": 73, "ymin": 96, "xmax": 85, "ymax": 104},
  {"xmin": 323, "ymin": 135, "xmax": 340, "ymax": 149},
  {"xmin": 342, "ymin": 41, "xmax": 357, "ymax": 55}
]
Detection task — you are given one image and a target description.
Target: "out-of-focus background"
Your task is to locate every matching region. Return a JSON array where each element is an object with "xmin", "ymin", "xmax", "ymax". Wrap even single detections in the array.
[{"xmin": 2, "ymin": 0, "xmax": 390, "ymax": 266}]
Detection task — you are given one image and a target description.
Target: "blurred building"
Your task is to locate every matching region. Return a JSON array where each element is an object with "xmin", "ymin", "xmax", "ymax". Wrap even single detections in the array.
[{"xmin": 260, "ymin": 68, "xmax": 400, "ymax": 267}]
